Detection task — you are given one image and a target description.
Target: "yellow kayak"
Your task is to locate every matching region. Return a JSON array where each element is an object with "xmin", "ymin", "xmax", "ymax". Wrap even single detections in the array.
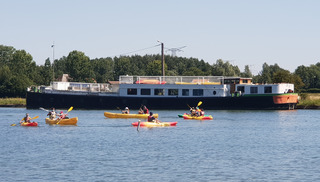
[
  {"xmin": 45, "ymin": 117, "xmax": 78, "ymax": 125},
  {"xmin": 104, "ymin": 112, "xmax": 158, "ymax": 119}
]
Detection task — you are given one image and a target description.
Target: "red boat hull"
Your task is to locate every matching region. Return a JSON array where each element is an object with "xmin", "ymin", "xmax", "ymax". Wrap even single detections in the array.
[{"xmin": 20, "ymin": 122, "xmax": 38, "ymax": 126}]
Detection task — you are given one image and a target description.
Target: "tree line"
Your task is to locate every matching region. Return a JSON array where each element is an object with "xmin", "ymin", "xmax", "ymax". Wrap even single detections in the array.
[{"xmin": 0, "ymin": 44, "xmax": 318, "ymax": 98}]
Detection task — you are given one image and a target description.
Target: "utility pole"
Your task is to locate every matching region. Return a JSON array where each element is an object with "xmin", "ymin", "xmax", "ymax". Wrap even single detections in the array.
[{"xmin": 157, "ymin": 41, "xmax": 165, "ymax": 76}]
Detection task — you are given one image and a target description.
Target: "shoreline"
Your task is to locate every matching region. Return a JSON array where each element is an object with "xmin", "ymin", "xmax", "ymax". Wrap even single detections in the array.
[
  {"xmin": 0, "ymin": 104, "xmax": 25, "ymax": 108},
  {"xmin": 1, "ymin": 104, "xmax": 319, "ymax": 110}
]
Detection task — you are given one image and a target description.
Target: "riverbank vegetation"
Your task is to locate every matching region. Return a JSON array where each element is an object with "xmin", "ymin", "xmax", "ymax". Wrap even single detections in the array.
[
  {"xmin": 1, "ymin": 44, "xmax": 319, "ymax": 99},
  {"xmin": 0, "ymin": 98, "xmax": 25, "ymax": 106},
  {"xmin": 297, "ymin": 93, "xmax": 320, "ymax": 108}
]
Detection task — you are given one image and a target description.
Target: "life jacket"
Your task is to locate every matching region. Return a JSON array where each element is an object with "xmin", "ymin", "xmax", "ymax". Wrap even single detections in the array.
[
  {"xmin": 144, "ymin": 108, "xmax": 149, "ymax": 114},
  {"xmin": 148, "ymin": 115, "xmax": 154, "ymax": 122}
]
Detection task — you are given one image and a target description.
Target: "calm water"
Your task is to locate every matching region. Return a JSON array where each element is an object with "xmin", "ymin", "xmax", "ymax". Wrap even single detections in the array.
[{"xmin": 1, "ymin": 108, "xmax": 320, "ymax": 181}]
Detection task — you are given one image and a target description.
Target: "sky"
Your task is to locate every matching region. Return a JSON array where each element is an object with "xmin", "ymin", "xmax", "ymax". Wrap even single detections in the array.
[{"xmin": 1, "ymin": 0, "xmax": 319, "ymax": 75}]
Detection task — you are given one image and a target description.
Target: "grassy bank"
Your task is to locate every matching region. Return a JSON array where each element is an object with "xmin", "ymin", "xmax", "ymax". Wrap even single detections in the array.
[
  {"xmin": 0, "ymin": 98, "xmax": 26, "ymax": 106},
  {"xmin": 297, "ymin": 93, "xmax": 320, "ymax": 108}
]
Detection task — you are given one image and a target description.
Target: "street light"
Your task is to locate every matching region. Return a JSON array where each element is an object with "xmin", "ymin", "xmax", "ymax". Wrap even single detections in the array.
[{"xmin": 51, "ymin": 42, "xmax": 55, "ymax": 82}]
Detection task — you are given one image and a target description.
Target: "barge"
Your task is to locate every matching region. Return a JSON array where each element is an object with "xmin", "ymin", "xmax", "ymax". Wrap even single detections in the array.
[{"xmin": 26, "ymin": 75, "xmax": 298, "ymax": 110}]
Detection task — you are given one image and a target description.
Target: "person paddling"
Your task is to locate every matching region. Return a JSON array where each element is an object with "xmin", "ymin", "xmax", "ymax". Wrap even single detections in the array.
[
  {"xmin": 47, "ymin": 107, "xmax": 56, "ymax": 120},
  {"xmin": 138, "ymin": 105, "xmax": 149, "ymax": 114},
  {"xmin": 58, "ymin": 111, "xmax": 67, "ymax": 119},
  {"xmin": 147, "ymin": 112, "xmax": 159, "ymax": 123},
  {"xmin": 22, "ymin": 113, "xmax": 31, "ymax": 123},
  {"xmin": 143, "ymin": 105, "xmax": 149, "ymax": 114},
  {"xmin": 122, "ymin": 107, "xmax": 130, "ymax": 114}
]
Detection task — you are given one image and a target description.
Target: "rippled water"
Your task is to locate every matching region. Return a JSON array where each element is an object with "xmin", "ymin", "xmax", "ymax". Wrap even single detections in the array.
[{"xmin": 1, "ymin": 108, "xmax": 320, "ymax": 181}]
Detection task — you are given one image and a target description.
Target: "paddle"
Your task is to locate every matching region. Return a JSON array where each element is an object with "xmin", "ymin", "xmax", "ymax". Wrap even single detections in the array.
[
  {"xmin": 56, "ymin": 106, "xmax": 73, "ymax": 124},
  {"xmin": 39, "ymin": 107, "xmax": 49, "ymax": 112},
  {"xmin": 11, "ymin": 116, "xmax": 39, "ymax": 126},
  {"xmin": 197, "ymin": 101, "xmax": 203, "ymax": 107}
]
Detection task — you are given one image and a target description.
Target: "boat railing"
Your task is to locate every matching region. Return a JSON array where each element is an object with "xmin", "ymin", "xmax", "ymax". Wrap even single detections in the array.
[
  {"xmin": 119, "ymin": 75, "xmax": 224, "ymax": 85},
  {"xmin": 49, "ymin": 82, "xmax": 113, "ymax": 92}
]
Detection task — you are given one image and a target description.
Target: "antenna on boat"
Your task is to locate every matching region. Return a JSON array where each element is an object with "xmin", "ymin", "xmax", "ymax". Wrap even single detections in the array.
[{"xmin": 157, "ymin": 40, "xmax": 165, "ymax": 77}]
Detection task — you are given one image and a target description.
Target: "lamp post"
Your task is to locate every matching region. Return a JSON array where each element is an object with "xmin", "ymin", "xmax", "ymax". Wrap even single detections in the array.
[
  {"xmin": 51, "ymin": 42, "xmax": 55, "ymax": 82},
  {"xmin": 157, "ymin": 40, "xmax": 165, "ymax": 77}
]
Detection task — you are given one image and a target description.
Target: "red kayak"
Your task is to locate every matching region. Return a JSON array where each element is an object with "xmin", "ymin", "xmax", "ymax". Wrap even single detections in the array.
[
  {"xmin": 132, "ymin": 121, "xmax": 177, "ymax": 127},
  {"xmin": 20, "ymin": 122, "xmax": 38, "ymax": 127}
]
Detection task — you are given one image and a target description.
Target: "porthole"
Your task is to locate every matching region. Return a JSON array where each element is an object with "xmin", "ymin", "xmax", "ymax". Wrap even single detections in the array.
[{"xmin": 213, "ymin": 91, "xmax": 217, "ymax": 95}]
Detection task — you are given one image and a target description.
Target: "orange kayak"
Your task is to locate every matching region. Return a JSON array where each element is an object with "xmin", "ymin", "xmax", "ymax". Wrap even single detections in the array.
[{"xmin": 45, "ymin": 117, "xmax": 78, "ymax": 125}]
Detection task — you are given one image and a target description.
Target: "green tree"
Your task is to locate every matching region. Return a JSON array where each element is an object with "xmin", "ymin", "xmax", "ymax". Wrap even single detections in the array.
[
  {"xmin": 113, "ymin": 56, "xmax": 136, "ymax": 80},
  {"xmin": 146, "ymin": 60, "xmax": 167, "ymax": 76},
  {"xmin": 295, "ymin": 64, "xmax": 320, "ymax": 89},
  {"xmin": 212, "ymin": 59, "xmax": 240, "ymax": 76},
  {"xmin": 65, "ymin": 51, "xmax": 93, "ymax": 82},
  {"xmin": 182, "ymin": 67, "xmax": 204, "ymax": 76},
  {"xmin": 91, "ymin": 57, "xmax": 114, "ymax": 83},
  {"xmin": 240, "ymin": 65, "xmax": 253, "ymax": 78},
  {"xmin": 0, "ymin": 45, "xmax": 15, "ymax": 66}
]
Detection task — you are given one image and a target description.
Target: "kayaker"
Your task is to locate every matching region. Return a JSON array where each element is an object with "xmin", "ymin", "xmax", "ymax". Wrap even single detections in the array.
[
  {"xmin": 196, "ymin": 107, "xmax": 201, "ymax": 116},
  {"xmin": 48, "ymin": 108, "xmax": 56, "ymax": 120},
  {"xmin": 191, "ymin": 107, "xmax": 197, "ymax": 116},
  {"xmin": 147, "ymin": 112, "xmax": 159, "ymax": 123},
  {"xmin": 200, "ymin": 108, "xmax": 205, "ymax": 116},
  {"xmin": 22, "ymin": 113, "xmax": 31, "ymax": 123},
  {"xmin": 58, "ymin": 111, "xmax": 67, "ymax": 119},
  {"xmin": 122, "ymin": 107, "xmax": 130, "ymax": 114},
  {"xmin": 143, "ymin": 105, "xmax": 149, "ymax": 114}
]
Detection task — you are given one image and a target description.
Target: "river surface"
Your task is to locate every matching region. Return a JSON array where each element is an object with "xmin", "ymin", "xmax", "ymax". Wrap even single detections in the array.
[{"xmin": 1, "ymin": 108, "xmax": 320, "ymax": 181}]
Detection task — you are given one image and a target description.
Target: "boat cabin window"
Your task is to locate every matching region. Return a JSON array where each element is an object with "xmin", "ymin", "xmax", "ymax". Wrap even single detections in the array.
[
  {"xmin": 237, "ymin": 86, "xmax": 245, "ymax": 93},
  {"xmin": 250, "ymin": 87, "xmax": 258, "ymax": 94},
  {"xmin": 141, "ymin": 89, "xmax": 151, "ymax": 95},
  {"xmin": 264, "ymin": 86, "xmax": 272, "ymax": 93},
  {"xmin": 168, "ymin": 89, "xmax": 178, "ymax": 96},
  {"xmin": 154, "ymin": 89, "xmax": 165, "ymax": 96},
  {"xmin": 193, "ymin": 89, "xmax": 203, "ymax": 96},
  {"xmin": 182, "ymin": 89, "xmax": 189, "ymax": 96},
  {"xmin": 127, "ymin": 88, "xmax": 137, "ymax": 95},
  {"xmin": 224, "ymin": 79, "xmax": 240, "ymax": 84}
]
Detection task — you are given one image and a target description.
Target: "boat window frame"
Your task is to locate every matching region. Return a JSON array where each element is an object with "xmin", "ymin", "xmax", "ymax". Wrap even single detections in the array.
[
  {"xmin": 264, "ymin": 86, "xmax": 272, "ymax": 93},
  {"xmin": 168, "ymin": 89, "xmax": 179, "ymax": 96},
  {"xmin": 193, "ymin": 89, "xmax": 204, "ymax": 96},
  {"xmin": 250, "ymin": 87, "xmax": 258, "ymax": 94},
  {"xmin": 182, "ymin": 89, "xmax": 189, "ymax": 96},
  {"xmin": 141, "ymin": 89, "xmax": 151, "ymax": 95},
  {"xmin": 127, "ymin": 88, "xmax": 137, "ymax": 95},
  {"xmin": 154, "ymin": 88, "xmax": 165, "ymax": 96}
]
